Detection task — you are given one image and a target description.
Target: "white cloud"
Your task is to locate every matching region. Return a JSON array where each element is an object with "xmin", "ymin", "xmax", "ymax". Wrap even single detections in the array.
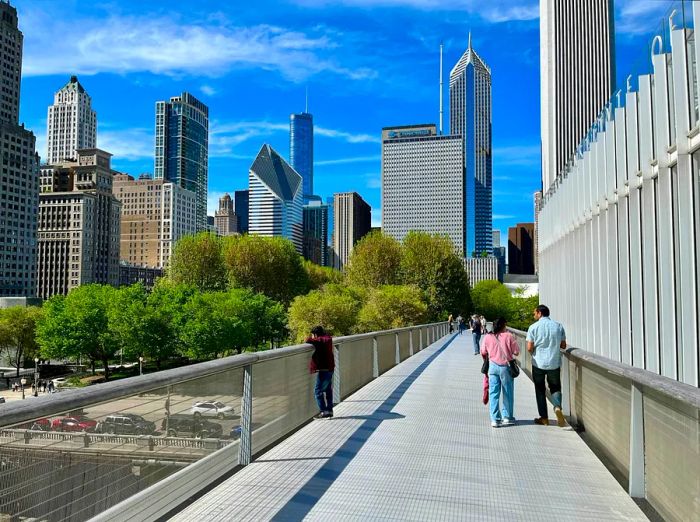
[
  {"xmin": 99, "ymin": 128, "xmax": 153, "ymax": 161},
  {"xmin": 315, "ymin": 155, "xmax": 381, "ymax": 166},
  {"xmin": 615, "ymin": 0, "xmax": 672, "ymax": 35},
  {"xmin": 201, "ymin": 85, "xmax": 218, "ymax": 97},
  {"xmin": 364, "ymin": 173, "xmax": 381, "ymax": 188},
  {"xmin": 316, "ymin": 126, "xmax": 380, "ymax": 143},
  {"xmin": 493, "ymin": 214, "xmax": 515, "ymax": 220},
  {"xmin": 20, "ymin": 8, "xmax": 377, "ymax": 82}
]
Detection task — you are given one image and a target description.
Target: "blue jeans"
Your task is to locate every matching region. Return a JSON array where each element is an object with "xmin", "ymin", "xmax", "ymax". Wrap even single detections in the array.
[
  {"xmin": 488, "ymin": 362, "xmax": 514, "ymax": 422},
  {"xmin": 315, "ymin": 371, "xmax": 334, "ymax": 413},
  {"xmin": 472, "ymin": 332, "xmax": 481, "ymax": 353}
]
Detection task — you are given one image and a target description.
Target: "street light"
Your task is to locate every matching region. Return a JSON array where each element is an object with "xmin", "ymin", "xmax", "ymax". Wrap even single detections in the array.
[
  {"xmin": 20, "ymin": 377, "xmax": 26, "ymax": 400},
  {"xmin": 34, "ymin": 357, "xmax": 39, "ymax": 397},
  {"xmin": 139, "ymin": 356, "xmax": 144, "ymax": 376}
]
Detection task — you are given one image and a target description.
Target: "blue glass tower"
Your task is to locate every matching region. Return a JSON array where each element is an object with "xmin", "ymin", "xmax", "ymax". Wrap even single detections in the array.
[
  {"xmin": 290, "ymin": 112, "xmax": 313, "ymax": 202},
  {"xmin": 155, "ymin": 92, "xmax": 209, "ymax": 231},
  {"xmin": 234, "ymin": 189, "xmax": 249, "ymax": 233},
  {"xmin": 449, "ymin": 35, "xmax": 493, "ymax": 256}
]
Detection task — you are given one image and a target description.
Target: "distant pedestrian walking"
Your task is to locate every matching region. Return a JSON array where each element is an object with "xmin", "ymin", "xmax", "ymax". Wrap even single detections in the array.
[
  {"xmin": 469, "ymin": 315, "xmax": 482, "ymax": 354},
  {"xmin": 481, "ymin": 317, "xmax": 520, "ymax": 427},
  {"xmin": 306, "ymin": 326, "xmax": 335, "ymax": 419},
  {"xmin": 480, "ymin": 315, "xmax": 487, "ymax": 334},
  {"xmin": 456, "ymin": 315, "xmax": 465, "ymax": 335},
  {"xmin": 526, "ymin": 305, "xmax": 567, "ymax": 427},
  {"xmin": 448, "ymin": 314, "xmax": 454, "ymax": 333}
]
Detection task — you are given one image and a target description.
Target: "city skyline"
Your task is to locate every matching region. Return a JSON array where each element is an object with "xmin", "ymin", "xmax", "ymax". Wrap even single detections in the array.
[{"xmin": 12, "ymin": 0, "xmax": 677, "ymax": 244}]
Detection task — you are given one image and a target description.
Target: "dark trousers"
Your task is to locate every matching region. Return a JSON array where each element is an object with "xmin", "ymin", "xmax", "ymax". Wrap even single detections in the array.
[
  {"xmin": 315, "ymin": 371, "xmax": 334, "ymax": 413},
  {"xmin": 532, "ymin": 366, "xmax": 562, "ymax": 419}
]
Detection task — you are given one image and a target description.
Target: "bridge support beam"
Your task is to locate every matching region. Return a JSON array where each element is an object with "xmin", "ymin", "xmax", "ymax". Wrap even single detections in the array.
[
  {"xmin": 239, "ymin": 364, "xmax": 253, "ymax": 466},
  {"xmin": 628, "ymin": 383, "xmax": 645, "ymax": 498}
]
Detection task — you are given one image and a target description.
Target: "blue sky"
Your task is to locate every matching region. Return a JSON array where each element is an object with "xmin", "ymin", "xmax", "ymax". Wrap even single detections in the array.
[{"xmin": 15, "ymin": 0, "xmax": 676, "ymax": 244}]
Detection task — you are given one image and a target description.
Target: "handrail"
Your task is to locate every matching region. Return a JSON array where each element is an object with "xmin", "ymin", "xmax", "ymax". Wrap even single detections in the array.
[
  {"xmin": 508, "ymin": 327, "xmax": 700, "ymax": 409},
  {"xmin": 0, "ymin": 322, "xmax": 447, "ymax": 428}
]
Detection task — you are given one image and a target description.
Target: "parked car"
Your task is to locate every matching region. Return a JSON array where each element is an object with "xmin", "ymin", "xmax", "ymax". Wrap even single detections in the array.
[
  {"xmin": 51, "ymin": 416, "xmax": 97, "ymax": 433},
  {"xmin": 0, "ymin": 396, "xmax": 5, "ymax": 404},
  {"xmin": 229, "ymin": 422, "xmax": 264, "ymax": 440},
  {"xmin": 29, "ymin": 418, "xmax": 51, "ymax": 431},
  {"xmin": 190, "ymin": 401, "xmax": 235, "ymax": 419},
  {"xmin": 96, "ymin": 413, "xmax": 155, "ymax": 435},
  {"xmin": 161, "ymin": 415, "xmax": 223, "ymax": 439}
]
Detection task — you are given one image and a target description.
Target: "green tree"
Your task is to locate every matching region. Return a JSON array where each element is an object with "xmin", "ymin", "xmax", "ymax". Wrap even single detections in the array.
[
  {"xmin": 288, "ymin": 285, "xmax": 363, "ymax": 342},
  {"xmin": 400, "ymin": 231, "xmax": 472, "ymax": 319},
  {"xmin": 346, "ymin": 231, "xmax": 402, "ymax": 288},
  {"xmin": 0, "ymin": 306, "xmax": 42, "ymax": 377},
  {"xmin": 36, "ymin": 285, "xmax": 120, "ymax": 379},
  {"xmin": 471, "ymin": 280, "xmax": 513, "ymax": 321},
  {"xmin": 234, "ymin": 290, "xmax": 287, "ymax": 350},
  {"xmin": 509, "ymin": 293, "xmax": 540, "ymax": 331},
  {"xmin": 356, "ymin": 285, "xmax": 428, "ymax": 332},
  {"xmin": 223, "ymin": 235, "xmax": 309, "ymax": 304},
  {"xmin": 168, "ymin": 232, "xmax": 227, "ymax": 291},
  {"xmin": 303, "ymin": 259, "xmax": 344, "ymax": 290}
]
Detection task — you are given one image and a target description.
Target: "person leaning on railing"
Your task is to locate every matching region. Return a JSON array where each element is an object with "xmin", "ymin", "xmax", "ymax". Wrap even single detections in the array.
[
  {"xmin": 306, "ymin": 326, "xmax": 335, "ymax": 419},
  {"xmin": 526, "ymin": 304, "xmax": 567, "ymax": 427}
]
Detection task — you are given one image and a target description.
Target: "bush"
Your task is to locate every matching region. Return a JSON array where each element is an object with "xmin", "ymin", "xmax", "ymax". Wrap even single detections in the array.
[
  {"xmin": 356, "ymin": 285, "xmax": 428, "ymax": 333},
  {"xmin": 288, "ymin": 286, "xmax": 363, "ymax": 342}
]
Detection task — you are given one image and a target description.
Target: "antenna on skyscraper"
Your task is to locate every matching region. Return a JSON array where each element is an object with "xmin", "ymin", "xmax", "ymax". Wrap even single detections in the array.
[{"xmin": 439, "ymin": 41, "xmax": 444, "ymax": 135}]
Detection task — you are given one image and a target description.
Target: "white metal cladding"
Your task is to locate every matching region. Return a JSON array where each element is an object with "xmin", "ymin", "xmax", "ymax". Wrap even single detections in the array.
[{"xmin": 540, "ymin": 19, "xmax": 700, "ymax": 387}]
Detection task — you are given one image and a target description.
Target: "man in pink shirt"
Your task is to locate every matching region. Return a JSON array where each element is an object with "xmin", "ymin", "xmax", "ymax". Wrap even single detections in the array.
[{"xmin": 481, "ymin": 317, "xmax": 520, "ymax": 427}]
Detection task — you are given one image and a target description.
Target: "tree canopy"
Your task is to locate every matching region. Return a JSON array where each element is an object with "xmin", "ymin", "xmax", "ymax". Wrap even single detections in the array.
[
  {"xmin": 356, "ymin": 285, "xmax": 428, "ymax": 333},
  {"xmin": 0, "ymin": 306, "xmax": 42, "ymax": 377},
  {"xmin": 346, "ymin": 232, "xmax": 402, "ymax": 288},
  {"xmin": 168, "ymin": 232, "xmax": 227, "ymax": 291}
]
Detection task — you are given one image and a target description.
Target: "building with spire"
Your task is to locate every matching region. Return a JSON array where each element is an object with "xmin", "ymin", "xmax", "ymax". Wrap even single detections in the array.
[
  {"xmin": 0, "ymin": 2, "xmax": 40, "ymax": 297},
  {"xmin": 248, "ymin": 144, "xmax": 303, "ymax": 252},
  {"xmin": 290, "ymin": 96, "xmax": 313, "ymax": 202},
  {"xmin": 449, "ymin": 33, "xmax": 493, "ymax": 257},
  {"xmin": 155, "ymin": 92, "xmax": 209, "ymax": 232},
  {"xmin": 46, "ymin": 76, "xmax": 97, "ymax": 164},
  {"xmin": 215, "ymin": 193, "xmax": 238, "ymax": 236}
]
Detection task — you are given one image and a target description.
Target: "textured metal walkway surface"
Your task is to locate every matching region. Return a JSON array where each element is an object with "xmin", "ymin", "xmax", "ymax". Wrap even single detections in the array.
[{"xmin": 170, "ymin": 333, "xmax": 647, "ymax": 521}]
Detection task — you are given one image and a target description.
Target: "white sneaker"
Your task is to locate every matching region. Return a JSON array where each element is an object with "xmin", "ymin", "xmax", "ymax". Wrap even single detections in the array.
[
  {"xmin": 502, "ymin": 418, "xmax": 516, "ymax": 426},
  {"xmin": 491, "ymin": 421, "xmax": 501, "ymax": 428}
]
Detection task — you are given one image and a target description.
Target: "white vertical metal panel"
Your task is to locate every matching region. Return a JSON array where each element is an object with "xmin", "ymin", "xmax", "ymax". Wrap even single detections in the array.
[
  {"xmin": 652, "ymin": 50, "xmax": 677, "ymax": 379},
  {"xmin": 628, "ymin": 187, "xmax": 645, "ymax": 368},
  {"xmin": 638, "ymin": 76, "xmax": 655, "ymax": 173},
  {"xmin": 584, "ymin": 219, "xmax": 594, "ymax": 353},
  {"xmin": 615, "ymin": 107, "xmax": 628, "ymax": 191},
  {"xmin": 599, "ymin": 210, "xmax": 611, "ymax": 360},
  {"xmin": 592, "ymin": 214, "xmax": 603, "ymax": 356},
  {"xmin": 606, "ymin": 115, "xmax": 617, "ymax": 201},
  {"xmin": 618, "ymin": 196, "xmax": 632, "ymax": 365},
  {"xmin": 607, "ymin": 206, "xmax": 621, "ymax": 362},
  {"xmin": 625, "ymin": 92, "xmax": 641, "ymax": 189},
  {"xmin": 641, "ymin": 176, "xmax": 660, "ymax": 374}
]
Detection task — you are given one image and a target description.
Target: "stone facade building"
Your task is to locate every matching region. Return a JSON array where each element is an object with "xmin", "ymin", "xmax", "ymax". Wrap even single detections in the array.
[
  {"xmin": 214, "ymin": 193, "xmax": 238, "ymax": 236},
  {"xmin": 46, "ymin": 76, "xmax": 96, "ymax": 164}
]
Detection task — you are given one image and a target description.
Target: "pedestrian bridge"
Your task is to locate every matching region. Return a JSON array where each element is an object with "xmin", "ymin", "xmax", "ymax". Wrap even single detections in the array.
[{"xmin": 0, "ymin": 323, "xmax": 698, "ymax": 521}]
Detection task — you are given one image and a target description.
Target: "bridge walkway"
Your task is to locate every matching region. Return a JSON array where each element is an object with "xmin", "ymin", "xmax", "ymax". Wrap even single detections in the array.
[{"xmin": 169, "ymin": 332, "xmax": 647, "ymax": 521}]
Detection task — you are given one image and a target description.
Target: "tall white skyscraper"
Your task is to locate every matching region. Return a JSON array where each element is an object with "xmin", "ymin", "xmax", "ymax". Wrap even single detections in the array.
[
  {"xmin": 381, "ymin": 124, "xmax": 465, "ymax": 255},
  {"xmin": 540, "ymin": 0, "xmax": 615, "ymax": 192},
  {"xmin": 46, "ymin": 76, "xmax": 97, "ymax": 164},
  {"xmin": 449, "ymin": 34, "xmax": 493, "ymax": 257}
]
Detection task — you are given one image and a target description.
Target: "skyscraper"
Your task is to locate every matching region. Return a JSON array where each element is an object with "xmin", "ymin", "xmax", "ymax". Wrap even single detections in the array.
[
  {"xmin": 450, "ymin": 34, "xmax": 492, "ymax": 257},
  {"xmin": 381, "ymin": 124, "xmax": 465, "ymax": 255},
  {"xmin": 46, "ymin": 76, "xmax": 96, "ymax": 164},
  {"xmin": 155, "ymin": 92, "xmax": 209, "ymax": 231},
  {"xmin": 234, "ymin": 189, "xmax": 249, "ymax": 233},
  {"xmin": 0, "ymin": 2, "xmax": 40, "ymax": 297},
  {"xmin": 508, "ymin": 223, "xmax": 535, "ymax": 275},
  {"xmin": 333, "ymin": 192, "xmax": 371, "ymax": 269},
  {"xmin": 290, "ymin": 112, "xmax": 313, "ymax": 201},
  {"xmin": 540, "ymin": 0, "xmax": 615, "ymax": 192},
  {"xmin": 215, "ymin": 193, "xmax": 238, "ymax": 236},
  {"xmin": 303, "ymin": 201, "xmax": 328, "ymax": 266},
  {"xmin": 248, "ymin": 144, "xmax": 304, "ymax": 253},
  {"xmin": 113, "ymin": 173, "xmax": 197, "ymax": 268},
  {"xmin": 37, "ymin": 149, "xmax": 121, "ymax": 298}
]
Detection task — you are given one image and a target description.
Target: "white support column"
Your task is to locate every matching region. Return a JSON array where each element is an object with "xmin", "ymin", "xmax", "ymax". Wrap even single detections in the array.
[
  {"xmin": 409, "ymin": 329, "xmax": 414, "ymax": 356},
  {"xmin": 238, "ymin": 364, "xmax": 253, "ymax": 466},
  {"xmin": 372, "ymin": 336, "xmax": 379, "ymax": 379},
  {"xmin": 628, "ymin": 383, "xmax": 645, "ymax": 498},
  {"xmin": 395, "ymin": 333, "xmax": 400, "ymax": 365}
]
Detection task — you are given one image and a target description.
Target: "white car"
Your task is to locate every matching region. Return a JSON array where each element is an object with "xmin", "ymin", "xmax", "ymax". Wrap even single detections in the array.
[{"xmin": 190, "ymin": 401, "xmax": 235, "ymax": 419}]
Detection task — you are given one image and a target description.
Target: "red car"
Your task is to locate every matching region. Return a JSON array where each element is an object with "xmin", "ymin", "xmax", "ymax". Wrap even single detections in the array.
[{"xmin": 51, "ymin": 416, "xmax": 97, "ymax": 432}]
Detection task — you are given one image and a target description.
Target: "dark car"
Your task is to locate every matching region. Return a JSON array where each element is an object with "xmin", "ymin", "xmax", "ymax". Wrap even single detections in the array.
[
  {"xmin": 97, "ymin": 413, "xmax": 155, "ymax": 435},
  {"xmin": 51, "ymin": 416, "xmax": 97, "ymax": 432},
  {"xmin": 161, "ymin": 415, "xmax": 223, "ymax": 439},
  {"xmin": 229, "ymin": 422, "xmax": 263, "ymax": 440}
]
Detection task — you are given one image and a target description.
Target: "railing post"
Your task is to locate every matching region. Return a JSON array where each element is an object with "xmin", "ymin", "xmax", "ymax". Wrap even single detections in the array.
[
  {"xmin": 372, "ymin": 336, "xmax": 379, "ymax": 378},
  {"xmin": 419, "ymin": 328, "xmax": 423, "ymax": 350},
  {"xmin": 395, "ymin": 333, "xmax": 400, "ymax": 365},
  {"xmin": 333, "ymin": 343, "xmax": 341, "ymax": 404},
  {"xmin": 409, "ymin": 329, "xmax": 414, "ymax": 356},
  {"xmin": 561, "ymin": 356, "xmax": 571, "ymax": 416},
  {"xmin": 628, "ymin": 383, "xmax": 646, "ymax": 498},
  {"xmin": 239, "ymin": 364, "xmax": 253, "ymax": 466}
]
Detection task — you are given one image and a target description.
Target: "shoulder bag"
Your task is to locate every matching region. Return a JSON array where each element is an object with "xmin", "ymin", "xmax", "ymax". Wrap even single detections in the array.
[{"xmin": 494, "ymin": 334, "xmax": 520, "ymax": 379}]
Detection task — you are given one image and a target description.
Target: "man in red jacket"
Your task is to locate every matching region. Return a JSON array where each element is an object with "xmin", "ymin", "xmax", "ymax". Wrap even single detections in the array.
[{"xmin": 306, "ymin": 326, "xmax": 335, "ymax": 419}]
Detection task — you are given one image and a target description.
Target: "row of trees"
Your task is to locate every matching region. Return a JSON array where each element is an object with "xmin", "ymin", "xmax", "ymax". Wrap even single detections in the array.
[
  {"xmin": 287, "ymin": 231, "xmax": 472, "ymax": 341},
  {"xmin": 0, "ymin": 306, "xmax": 41, "ymax": 377},
  {"xmin": 471, "ymin": 280, "xmax": 539, "ymax": 331}
]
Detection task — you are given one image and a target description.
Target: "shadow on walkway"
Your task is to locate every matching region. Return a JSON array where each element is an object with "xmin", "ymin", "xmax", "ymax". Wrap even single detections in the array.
[{"xmin": 270, "ymin": 334, "xmax": 457, "ymax": 521}]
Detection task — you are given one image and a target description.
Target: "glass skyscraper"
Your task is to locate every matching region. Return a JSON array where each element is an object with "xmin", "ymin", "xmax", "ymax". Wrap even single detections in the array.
[
  {"xmin": 155, "ymin": 92, "xmax": 209, "ymax": 231},
  {"xmin": 449, "ymin": 35, "xmax": 493, "ymax": 256},
  {"xmin": 290, "ymin": 112, "xmax": 313, "ymax": 201}
]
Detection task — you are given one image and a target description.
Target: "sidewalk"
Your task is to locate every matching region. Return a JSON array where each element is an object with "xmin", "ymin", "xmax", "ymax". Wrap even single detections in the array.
[{"xmin": 169, "ymin": 332, "xmax": 647, "ymax": 521}]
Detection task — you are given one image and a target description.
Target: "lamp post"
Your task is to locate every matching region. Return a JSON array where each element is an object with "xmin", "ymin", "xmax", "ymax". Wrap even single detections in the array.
[
  {"xmin": 34, "ymin": 357, "xmax": 39, "ymax": 397},
  {"xmin": 139, "ymin": 356, "xmax": 144, "ymax": 376},
  {"xmin": 20, "ymin": 377, "xmax": 26, "ymax": 400}
]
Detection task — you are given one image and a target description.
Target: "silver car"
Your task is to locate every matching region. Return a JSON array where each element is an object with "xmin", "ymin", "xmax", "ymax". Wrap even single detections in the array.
[{"xmin": 190, "ymin": 401, "xmax": 235, "ymax": 419}]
